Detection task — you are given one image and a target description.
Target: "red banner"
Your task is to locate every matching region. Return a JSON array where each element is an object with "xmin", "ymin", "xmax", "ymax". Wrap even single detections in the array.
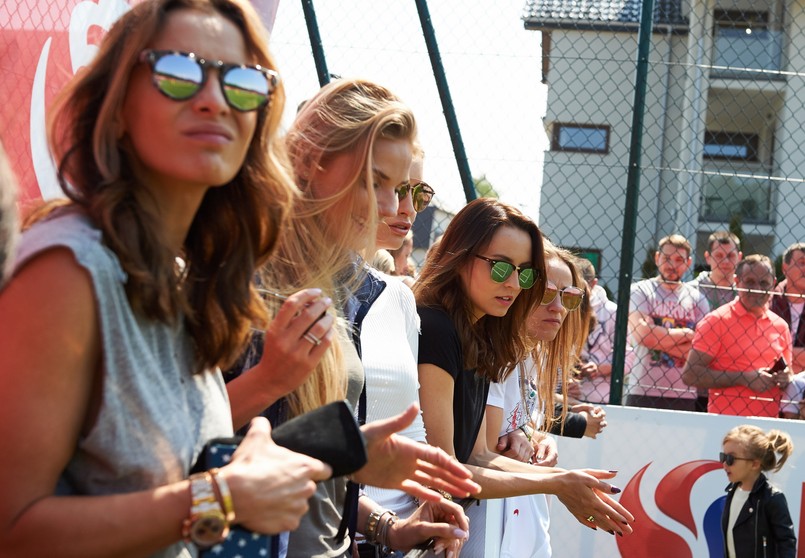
[{"xmin": 0, "ymin": 0, "xmax": 278, "ymax": 208}]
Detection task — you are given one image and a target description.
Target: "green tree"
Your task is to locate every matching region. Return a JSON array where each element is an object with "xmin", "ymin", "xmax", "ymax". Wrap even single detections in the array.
[
  {"xmin": 728, "ymin": 213, "xmax": 745, "ymax": 250},
  {"xmin": 473, "ymin": 174, "xmax": 499, "ymax": 198},
  {"xmin": 641, "ymin": 244, "xmax": 657, "ymax": 279}
]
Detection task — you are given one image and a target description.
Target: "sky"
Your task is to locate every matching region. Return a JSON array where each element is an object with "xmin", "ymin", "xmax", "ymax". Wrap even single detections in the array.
[{"xmin": 266, "ymin": 0, "xmax": 549, "ymax": 220}]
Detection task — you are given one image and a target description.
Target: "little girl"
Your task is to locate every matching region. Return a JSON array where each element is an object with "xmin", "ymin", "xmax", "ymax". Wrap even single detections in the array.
[{"xmin": 720, "ymin": 425, "xmax": 796, "ymax": 558}]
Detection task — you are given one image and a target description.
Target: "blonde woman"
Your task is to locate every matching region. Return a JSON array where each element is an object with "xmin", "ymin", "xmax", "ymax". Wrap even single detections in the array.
[{"xmin": 252, "ymin": 80, "xmax": 476, "ymax": 557}]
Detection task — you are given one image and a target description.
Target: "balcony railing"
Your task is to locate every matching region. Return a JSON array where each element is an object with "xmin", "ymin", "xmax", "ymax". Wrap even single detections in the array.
[
  {"xmin": 700, "ymin": 172, "xmax": 774, "ymax": 224},
  {"xmin": 712, "ymin": 28, "xmax": 784, "ymax": 77}
]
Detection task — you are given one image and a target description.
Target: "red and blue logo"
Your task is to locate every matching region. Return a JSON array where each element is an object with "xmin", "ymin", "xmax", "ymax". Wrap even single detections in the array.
[{"xmin": 616, "ymin": 460, "xmax": 725, "ymax": 558}]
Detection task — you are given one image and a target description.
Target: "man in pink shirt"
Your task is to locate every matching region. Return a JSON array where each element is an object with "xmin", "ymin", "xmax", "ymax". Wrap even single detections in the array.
[{"xmin": 682, "ymin": 255, "xmax": 793, "ymax": 417}]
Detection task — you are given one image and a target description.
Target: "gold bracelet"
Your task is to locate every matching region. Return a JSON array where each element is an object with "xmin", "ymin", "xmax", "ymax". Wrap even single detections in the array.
[
  {"xmin": 209, "ymin": 468, "xmax": 236, "ymax": 522},
  {"xmin": 364, "ymin": 509, "xmax": 384, "ymax": 544},
  {"xmin": 431, "ymin": 488, "xmax": 453, "ymax": 501},
  {"xmin": 377, "ymin": 510, "xmax": 398, "ymax": 549}
]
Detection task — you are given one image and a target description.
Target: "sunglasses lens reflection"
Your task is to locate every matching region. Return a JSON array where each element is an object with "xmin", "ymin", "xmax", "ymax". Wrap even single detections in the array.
[
  {"xmin": 150, "ymin": 52, "xmax": 271, "ymax": 111},
  {"xmin": 490, "ymin": 261, "xmax": 515, "ymax": 283},
  {"xmin": 541, "ymin": 287, "xmax": 558, "ymax": 305},
  {"xmin": 518, "ymin": 268, "xmax": 536, "ymax": 290},
  {"xmin": 153, "ymin": 53, "xmax": 203, "ymax": 99},
  {"xmin": 563, "ymin": 288, "xmax": 584, "ymax": 310},
  {"xmin": 541, "ymin": 286, "xmax": 583, "ymax": 309},
  {"xmin": 222, "ymin": 66, "xmax": 270, "ymax": 111}
]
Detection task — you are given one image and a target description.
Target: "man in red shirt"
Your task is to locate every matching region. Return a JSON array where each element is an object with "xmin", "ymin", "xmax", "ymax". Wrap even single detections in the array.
[{"xmin": 682, "ymin": 255, "xmax": 793, "ymax": 417}]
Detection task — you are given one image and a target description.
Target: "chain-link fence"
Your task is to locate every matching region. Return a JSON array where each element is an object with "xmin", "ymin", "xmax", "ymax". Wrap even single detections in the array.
[{"xmin": 3, "ymin": 0, "xmax": 804, "ymax": 417}]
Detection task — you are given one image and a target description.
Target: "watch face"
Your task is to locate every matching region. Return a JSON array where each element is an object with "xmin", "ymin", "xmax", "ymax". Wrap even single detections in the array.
[{"xmin": 191, "ymin": 513, "xmax": 228, "ymax": 547}]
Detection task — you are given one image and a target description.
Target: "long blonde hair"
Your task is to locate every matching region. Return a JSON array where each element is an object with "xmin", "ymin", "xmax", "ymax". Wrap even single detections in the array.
[
  {"xmin": 724, "ymin": 425, "xmax": 794, "ymax": 474},
  {"xmin": 530, "ymin": 241, "xmax": 588, "ymax": 434},
  {"xmin": 262, "ymin": 79, "xmax": 418, "ymax": 416},
  {"xmin": 46, "ymin": 0, "xmax": 295, "ymax": 371}
]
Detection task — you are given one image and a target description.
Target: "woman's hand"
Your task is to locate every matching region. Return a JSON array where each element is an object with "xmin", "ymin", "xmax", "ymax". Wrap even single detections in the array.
[
  {"xmin": 221, "ymin": 417, "xmax": 331, "ymax": 534},
  {"xmin": 256, "ymin": 288, "xmax": 335, "ymax": 394},
  {"xmin": 571, "ymin": 403, "xmax": 607, "ymax": 439},
  {"xmin": 532, "ymin": 433, "xmax": 559, "ymax": 467},
  {"xmin": 496, "ymin": 428, "xmax": 534, "ymax": 463},
  {"xmin": 353, "ymin": 404, "xmax": 481, "ymax": 502},
  {"xmin": 553, "ymin": 469, "xmax": 633, "ymax": 536},
  {"xmin": 229, "ymin": 289, "xmax": 336, "ymax": 428},
  {"xmin": 387, "ymin": 498, "xmax": 469, "ymax": 556}
]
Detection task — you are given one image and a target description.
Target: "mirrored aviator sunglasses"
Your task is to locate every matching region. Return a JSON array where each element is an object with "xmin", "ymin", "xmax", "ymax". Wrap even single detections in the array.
[
  {"xmin": 395, "ymin": 181, "xmax": 435, "ymax": 213},
  {"xmin": 541, "ymin": 285, "xmax": 584, "ymax": 310},
  {"xmin": 140, "ymin": 50, "xmax": 279, "ymax": 112},
  {"xmin": 475, "ymin": 255, "xmax": 538, "ymax": 289}
]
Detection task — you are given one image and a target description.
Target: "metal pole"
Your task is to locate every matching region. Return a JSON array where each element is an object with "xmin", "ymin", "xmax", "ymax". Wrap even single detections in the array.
[
  {"xmin": 414, "ymin": 0, "xmax": 476, "ymax": 203},
  {"xmin": 610, "ymin": 0, "xmax": 656, "ymax": 405},
  {"xmin": 301, "ymin": 0, "xmax": 330, "ymax": 87}
]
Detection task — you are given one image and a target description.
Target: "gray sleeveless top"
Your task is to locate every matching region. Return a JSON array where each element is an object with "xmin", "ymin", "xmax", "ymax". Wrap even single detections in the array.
[{"xmin": 17, "ymin": 210, "xmax": 232, "ymax": 558}]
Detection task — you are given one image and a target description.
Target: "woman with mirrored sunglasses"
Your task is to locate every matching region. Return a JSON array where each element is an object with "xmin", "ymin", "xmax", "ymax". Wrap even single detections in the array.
[
  {"xmin": 414, "ymin": 199, "xmax": 634, "ymax": 547},
  {"xmin": 0, "ymin": 0, "xmax": 343, "ymax": 556},
  {"xmin": 720, "ymin": 425, "xmax": 795, "ymax": 558},
  {"xmin": 479, "ymin": 240, "xmax": 611, "ymax": 556},
  {"xmin": 360, "ymin": 148, "xmax": 470, "ymax": 557}
]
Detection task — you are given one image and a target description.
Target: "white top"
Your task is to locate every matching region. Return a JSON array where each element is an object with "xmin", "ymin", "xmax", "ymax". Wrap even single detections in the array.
[
  {"xmin": 726, "ymin": 488, "xmax": 751, "ymax": 558},
  {"xmin": 782, "ymin": 371, "xmax": 805, "ymax": 416},
  {"xmin": 485, "ymin": 357, "xmax": 552, "ymax": 558},
  {"xmin": 580, "ymin": 286, "xmax": 619, "ymax": 403},
  {"xmin": 360, "ymin": 273, "xmax": 426, "ymax": 517},
  {"xmin": 628, "ymin": 279, "xmax": 710, "ymax": 399},
  {"xmin": 790, "ymin": 301, "xmax": 804, "ymax": 337}
]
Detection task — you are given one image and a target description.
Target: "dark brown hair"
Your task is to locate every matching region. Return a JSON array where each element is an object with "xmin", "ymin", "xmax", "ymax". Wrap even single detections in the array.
[{"xmin": 414, "ymin": 198, "xmax": 546, "ymax": 382}]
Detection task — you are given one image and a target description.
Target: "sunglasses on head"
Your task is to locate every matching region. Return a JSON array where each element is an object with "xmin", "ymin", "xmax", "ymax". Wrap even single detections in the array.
[
  {"xmin": 140, "ymin": 50, "xmax": 279, "ymax": 112},
  {"xmin": 394, "ymin": 181, "xmax": 435, "ymax": 213},
  {"xmin": 541, "ymin": 283, "xmax": 584, "ymax": 310},
  {"xmin": 475, "ymin": 255, "xmax": 538, "ymax": 289},
  {"xmin": 719, "ymin": 452, "xmax": 754, "ymax": 466}
]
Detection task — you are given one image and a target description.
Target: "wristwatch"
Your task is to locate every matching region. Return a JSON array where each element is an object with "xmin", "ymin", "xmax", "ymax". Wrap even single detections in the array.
[{"xmin": 182, "ymin": 471, "xmax": 229, "ymax": 548}]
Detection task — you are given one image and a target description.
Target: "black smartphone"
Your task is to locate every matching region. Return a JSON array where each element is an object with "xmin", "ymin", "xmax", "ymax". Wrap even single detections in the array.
[{"xmin": 769, "ymin": 356, "xmax": 787, "ymax": 373}]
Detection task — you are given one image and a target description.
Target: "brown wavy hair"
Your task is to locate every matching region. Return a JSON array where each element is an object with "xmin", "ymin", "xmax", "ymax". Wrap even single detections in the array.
[
  {"xmin": 414, "ymin": 198, "xmax": 546, "ymax": 382},
  {"xmin": 47, "ymin": 0, "xmax": 295, "ymax": 371}
]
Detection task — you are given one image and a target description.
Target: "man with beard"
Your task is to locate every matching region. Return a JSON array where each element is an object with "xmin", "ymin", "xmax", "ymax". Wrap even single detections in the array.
[
  {"xmin": 683, "ymin": 255, "xmax": 793, "ymax": 417},
  {"xmin": 686, "ymin": 231, "xmax": 742, "ymax": 411},
  {"xmin": 687, "ymin": 231, "xmax": 742, "ymax": 311},
  {"xmin": 625, "ymin": 235, "xmax": 710, "ymax": 410}
]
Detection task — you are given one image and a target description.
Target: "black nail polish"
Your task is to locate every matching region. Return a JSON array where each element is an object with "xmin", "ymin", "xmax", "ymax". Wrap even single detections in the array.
[{"xmin": 611, "ymin": 486, "xmax": 622, "ymax": 494}]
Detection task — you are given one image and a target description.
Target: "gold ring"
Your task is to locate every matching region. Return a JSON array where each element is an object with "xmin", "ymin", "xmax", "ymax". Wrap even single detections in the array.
[
  {"xmin": 586, "ymin": 515, "xmax": 595, "ymax": 523},
  {"xmin": 303, "ymin": 332, "xmax": 321, "ymax": 346}
]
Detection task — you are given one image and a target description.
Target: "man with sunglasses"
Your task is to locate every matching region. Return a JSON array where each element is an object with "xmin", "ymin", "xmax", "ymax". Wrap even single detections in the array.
[
  {"xmin": 682, "ymin": 255, "xmax": 793, "ymax": 417},
  {"xmin": 625, "ymin": 235, "xmax": 710, "ymax": 411}
]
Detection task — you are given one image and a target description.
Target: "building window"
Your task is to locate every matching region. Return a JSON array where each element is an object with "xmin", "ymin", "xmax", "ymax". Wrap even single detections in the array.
[
  {"xmin": 551, "ymin": 123, "xmax": 610, "ymax": 153},
  {"xmin": 703, "ymin": 131, "xmax": 759, "ymax": 161}
]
